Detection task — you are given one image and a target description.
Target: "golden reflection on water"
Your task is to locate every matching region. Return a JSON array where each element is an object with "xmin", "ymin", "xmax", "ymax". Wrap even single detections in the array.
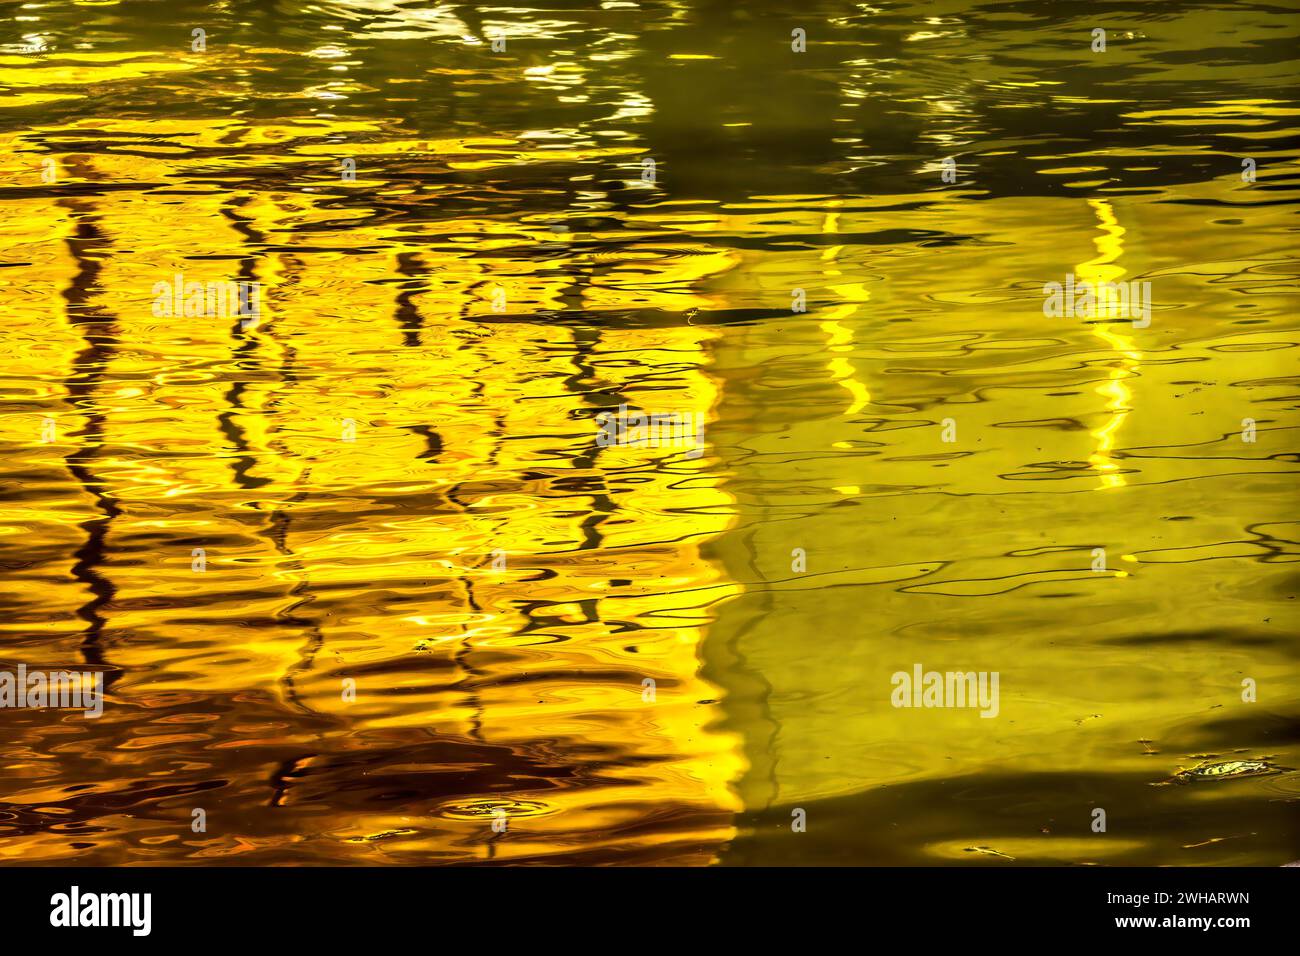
[
  {"xmin": 0, "ymin": 0, "xmax": 1298, "ymax": 866},
  {"xmin": 1081, "ymin": 199, "xmax": 1140, "ymax": 492}
]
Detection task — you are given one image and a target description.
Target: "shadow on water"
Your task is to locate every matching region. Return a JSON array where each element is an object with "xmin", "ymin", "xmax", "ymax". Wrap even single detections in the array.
[{"xmin": 724, "ymin": 766, "xmax": 1300, "ymax": 866}]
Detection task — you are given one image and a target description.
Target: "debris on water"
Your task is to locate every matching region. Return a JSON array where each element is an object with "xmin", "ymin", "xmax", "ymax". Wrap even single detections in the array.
[
  {"xmin": 964, "ymin": 845, "xmax": 1016, "ymax": 861},
  {"xmin": 1155, "ymin": 758, "xmax": 1286, "ymax": 786},
  {"xmin": 345, "ymin": 828, "xmax": 418, "ymax": 844}
]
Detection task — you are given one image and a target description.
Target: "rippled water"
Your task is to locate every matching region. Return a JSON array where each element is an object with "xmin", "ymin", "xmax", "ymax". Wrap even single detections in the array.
[{"xmin": 1, "ymin": 1, "xmax": 1297, "ymax": 865}]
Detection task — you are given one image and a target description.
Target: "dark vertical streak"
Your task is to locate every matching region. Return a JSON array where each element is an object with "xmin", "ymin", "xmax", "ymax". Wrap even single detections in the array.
[
  {"xmin": 393, "ymin": 250, "xmax": 446, "ymax": 459},
  {"xmin": 58, "ymin": 185, "xmax": 122, "ymax": 686},
  {"xmin": 394, "ymin": 251, "xmax": 426, "ymax": 349},
  {"xmin": 218, "ymin": 203, "xmax": 272, "ymax": 491},
  {"xmin": 218, "ymin": 198, "xmax": 325, "ymax": 721}
]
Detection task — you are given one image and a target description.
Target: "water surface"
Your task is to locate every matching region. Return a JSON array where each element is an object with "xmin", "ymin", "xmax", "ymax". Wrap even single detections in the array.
[{"xmin": 1, "ymin": 0, "xmax": 1298, "ymax": 865}]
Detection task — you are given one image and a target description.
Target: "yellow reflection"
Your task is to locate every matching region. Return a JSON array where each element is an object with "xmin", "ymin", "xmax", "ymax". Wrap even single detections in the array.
[
  {"xmin": 1078, "ymin": 199, "xmax": 1143, "ymax": 490},
  {"xmin": 0, "ymin": 116, "xmax": 744, "ymax": 864},
  {"xmin": 820, "ymin": 203, "xmax": 871, "ymax": 415}
]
